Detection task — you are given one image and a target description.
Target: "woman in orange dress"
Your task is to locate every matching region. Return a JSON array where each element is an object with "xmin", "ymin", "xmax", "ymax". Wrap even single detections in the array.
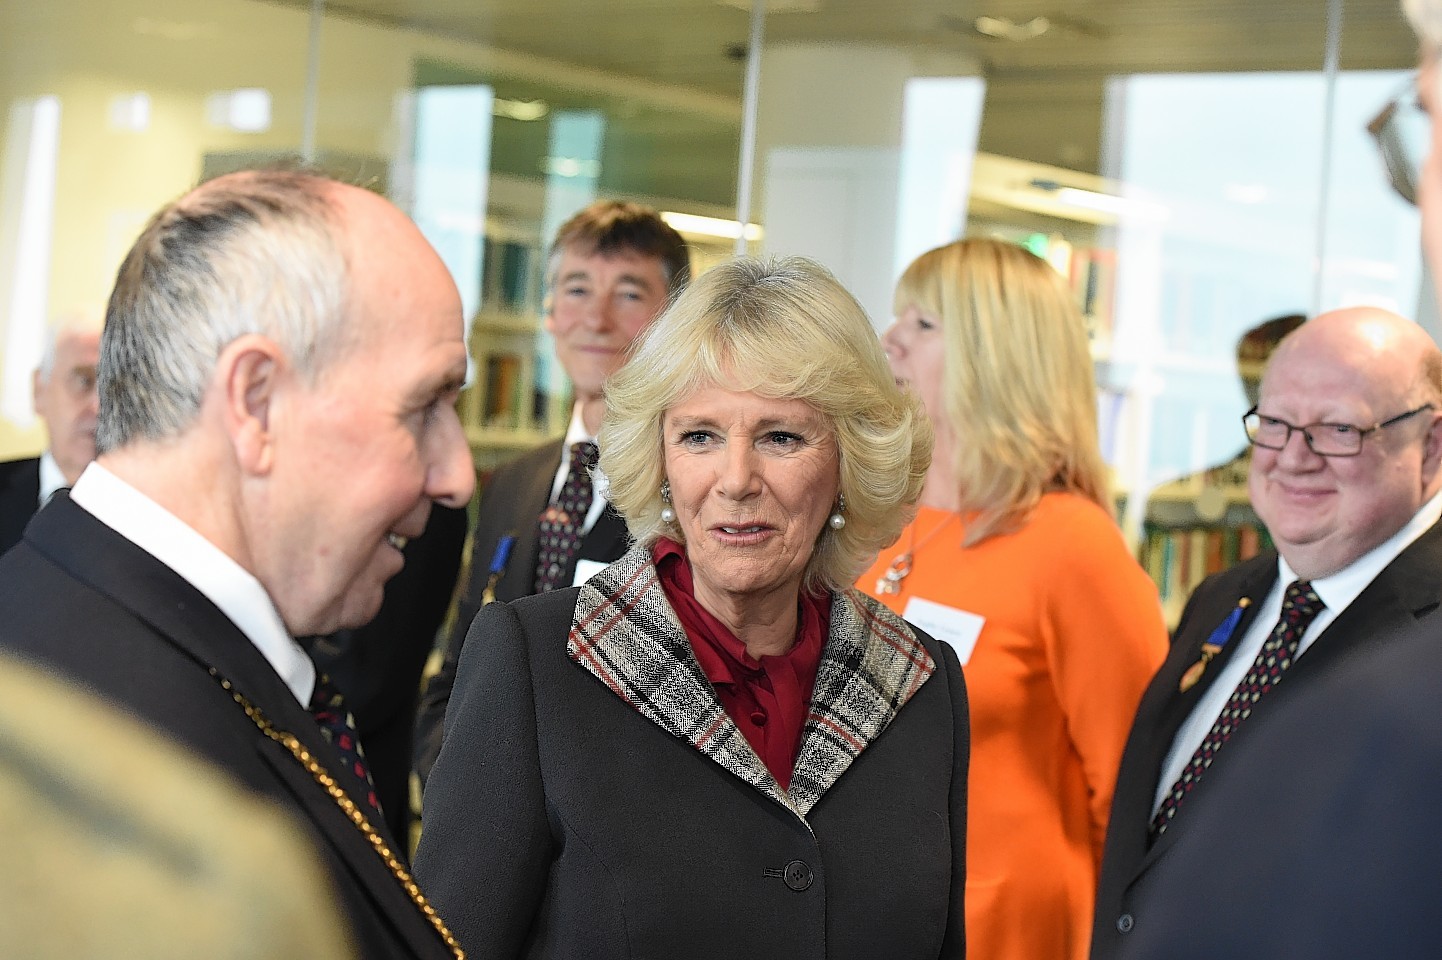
[{"xmin": 861, "ymin": 238, "xmax": 1166, "ymax": 960}]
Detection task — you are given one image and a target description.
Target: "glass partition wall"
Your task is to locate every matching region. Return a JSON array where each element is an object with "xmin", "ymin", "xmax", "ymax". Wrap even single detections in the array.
[{"xmin": 0, "ymin": 0, "xmax": 1421, "ymax": 615}]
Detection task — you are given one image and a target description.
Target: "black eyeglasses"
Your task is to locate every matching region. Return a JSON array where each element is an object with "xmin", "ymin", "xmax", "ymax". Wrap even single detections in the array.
[
  {"xmin": 1367, "ymin": 75, "xmax": 1429, "ymax": 206},
  {"xmin": 1243, "ymin": 404, "xmax": 1435, "ymax": 457}
]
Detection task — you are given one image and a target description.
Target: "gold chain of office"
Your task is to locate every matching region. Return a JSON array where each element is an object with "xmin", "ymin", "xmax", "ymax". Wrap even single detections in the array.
[{"xmin": 208, "ymin": 667, "xmax": 466, "ymax": 960}]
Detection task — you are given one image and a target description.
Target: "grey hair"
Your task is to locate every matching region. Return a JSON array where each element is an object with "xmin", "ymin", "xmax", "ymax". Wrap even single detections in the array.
[
  {"xmin": 97, "ymin": 169, "xmax": 348, "ymax": 452},
  {"xmin": 35, "ymin": 317, "xmax": 102, "ymax": 382}
]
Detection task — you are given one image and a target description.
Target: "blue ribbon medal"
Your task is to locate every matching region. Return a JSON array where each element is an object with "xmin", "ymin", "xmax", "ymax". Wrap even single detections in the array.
[
  {"xmin": 1179, "ymin": 597, "xmax": 1251, "ymax": 693},
  {"xmin": 480, "ymin": 534, "xmax": 517, "ymax": 606}
]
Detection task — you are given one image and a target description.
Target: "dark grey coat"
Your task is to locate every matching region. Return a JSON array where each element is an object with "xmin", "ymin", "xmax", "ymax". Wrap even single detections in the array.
[
  {"xmin": 415, "ymin": 545, "xmax": 969, "ymax": 960},
  {"xmin": 1093, "ymin": 518, "xmax": 1442, "ymax": 959},
  {"xmin": 0, "ymin": 495, "xmax": 459, "ymax": 960}
]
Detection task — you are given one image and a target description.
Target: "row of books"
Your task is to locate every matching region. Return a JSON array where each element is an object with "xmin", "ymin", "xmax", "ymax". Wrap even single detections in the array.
[
  {"xmin": 481, "ymin": 238, "xmax": 543, "ymax": 313},
  {"xmin": 476, "ymin": 350, "xmax": 569, "ymax": 426},
  {"xmin": 479, "ymin": 352, "xmax": 529, "ymax": 430},
  {"xmin": 1026, "ymin": 235, "xmax": 1118, "ymax": 346},
  {"xmin": 1068, "ymin": 246, "xmax": 1117, "ymax": 346},
  {"xmin": 1140, "ymin": 522, "xmax": 1273, "ymax": 625}
]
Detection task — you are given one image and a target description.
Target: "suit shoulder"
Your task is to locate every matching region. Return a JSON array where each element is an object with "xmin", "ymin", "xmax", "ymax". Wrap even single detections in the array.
[
  {"xmin": 472, "ymin": 439, "xmax": 564, "ymax": 523},
  {"xmin": 487, "ymin": 438, "xmax": 565, "ymax": 483},
  {"xmin": 470, "ymin": 588, "xmax": 579, "ymax": 646},
  {"xmin": 1170, "ymin": 550, "xmax": 1276, "ymax": 641},
  {"xmin": 504, "ymin": 586, "xmax": 582, "ymax": 630}
]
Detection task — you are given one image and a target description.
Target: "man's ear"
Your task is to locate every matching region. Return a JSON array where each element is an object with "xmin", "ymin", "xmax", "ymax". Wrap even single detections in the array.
[
  {"xmin": 31, "ymin": 369, "xmax": 45, "ymax": 419},
  {"xmin": 1422, "ymin": 409, "xmax": 1442, "ymax": 485},
  {"xmin": 217, "ymin": 334, "xmax": 284, "ymax": 476}
]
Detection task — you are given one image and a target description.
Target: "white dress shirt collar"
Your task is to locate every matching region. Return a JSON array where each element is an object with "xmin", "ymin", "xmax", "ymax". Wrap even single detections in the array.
[
  {"xmin": 69, "ymin": 462, "xmax": 315, "ymax": 705},
  {"xmin": 562, "ymin": 402, "xmax": 593, "ymax": 450},
  {"xmin": 37, "ymin": 451, "xmax": 67, "ymax": 507},
  {"xmin": 1281, "ymin": 485, "xmax": 1442, "ymax": 613},
  {"xmin": 1153, "ymin": 485, "xmax": 1442, "ymax": 815}
]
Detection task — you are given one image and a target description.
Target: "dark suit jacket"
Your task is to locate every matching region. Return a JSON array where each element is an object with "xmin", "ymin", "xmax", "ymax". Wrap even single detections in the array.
[
  {"xmin": 414, "ymin": 546, "xmax": 968, "ymax": 960},
  {"xmin": 1092, "ymin": 518, "xmax": 1442, "ymax": 959},
  {"xmin": 412, "ymin": 437, "xmax": 630, "ymax": 784},
  {"xmin": 0, "ymin": 456, "xmax": 40, "ymax": 555},
  {"xmin": 1099, "ymin": 618, "xmax": 1442, "ymax": 959},
  {"xmin": 0, "ymin": 495, "xmax": 457, "ymax": 960},
  {"xmin": 309, "ymin": 502, "xmax": 468, "ymax": 847}
]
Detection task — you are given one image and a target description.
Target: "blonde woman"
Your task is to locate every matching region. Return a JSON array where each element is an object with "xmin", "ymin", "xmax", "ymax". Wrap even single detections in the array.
[
  {"xmin": 861, "ymin": 238, "xmax": 1165, "ymax": 960},
  {"xmin": 418, "ymin": 257, "xmax": 965, "ymax": 960}
]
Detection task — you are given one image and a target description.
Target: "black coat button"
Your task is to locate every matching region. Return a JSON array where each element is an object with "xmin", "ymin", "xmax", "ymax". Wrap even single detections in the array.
[
  {"xmin": 1117, "ymin": 913, "xmax": 1135, "ymax": 934},
  {"xmin": 783, "ymin": 860, "xmax": 813, "ymax": 892}
]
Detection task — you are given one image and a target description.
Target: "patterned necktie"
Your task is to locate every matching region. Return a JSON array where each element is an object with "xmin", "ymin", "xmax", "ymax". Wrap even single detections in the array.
[
  {"xmin": 1150, "ymin": 579, "xmax": 1325, "ymax": 841},
  {"xmin": 535, "ymin": 440, "xmax": 599, "ymax": 593},
  {"xmin": 309, "ymin": 672, "xmax": 381, "ymax": 815}
]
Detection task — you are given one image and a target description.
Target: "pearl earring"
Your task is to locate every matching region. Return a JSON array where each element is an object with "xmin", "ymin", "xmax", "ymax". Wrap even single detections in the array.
[
  {"xmin": 660, "ymin": 479, "xmax": 676, "ymax": 525},
  {"xmin": 828, "ymin": 492, "xmax": 846, "ymax": 531}
]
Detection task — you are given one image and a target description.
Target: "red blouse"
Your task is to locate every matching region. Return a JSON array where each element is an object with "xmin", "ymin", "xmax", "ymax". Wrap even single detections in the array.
[{"xmin": 652, "ymin": 538, "xmax": 828, "ymax": 792}]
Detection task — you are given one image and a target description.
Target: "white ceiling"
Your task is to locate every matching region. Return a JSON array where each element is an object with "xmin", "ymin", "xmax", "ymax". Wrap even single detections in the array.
[
  {"xmin": 267, "ymin": 0, "xmax": 1421, "ymax": 194},
  {"xmin": 282, "ymin": 0, "xmax": 1418, "ymax": 95}
]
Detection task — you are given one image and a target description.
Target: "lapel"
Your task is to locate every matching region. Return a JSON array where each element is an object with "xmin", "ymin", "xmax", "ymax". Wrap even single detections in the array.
[
  {"xmin": 1139, "ymin": 519, "xmax": 1442, "ymax": 874},
  {"xmin": 27, "ymin": 497, "xmax": 416, "ymax": 922},
  {"xmin": 494, "ymin": 438, "xmax": 565, "ymax": 602},
  {"xmin": 567, "ymin": 545, "xmax": 936, "ymax": 817},
  {"xmin": 1125, "ymin": 554, "xmax": 1277, "ymax": 877},
  {"xmin": 1154, "ymin": 557, "xmax": 1278, "ymax": 758},
  {"xmin": 1288, "ymin": 517, "xmax": 1442, "ymax": 680}
]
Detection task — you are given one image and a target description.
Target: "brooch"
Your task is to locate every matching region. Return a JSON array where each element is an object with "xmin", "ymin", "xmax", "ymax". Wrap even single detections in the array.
[
  {"xmin": 480, "ymin": 534, "xmax": 517, "ymax": 606},
  {"xmin": 1179, "ymin": 597, "xmax": 1251, "ymax": 693}
]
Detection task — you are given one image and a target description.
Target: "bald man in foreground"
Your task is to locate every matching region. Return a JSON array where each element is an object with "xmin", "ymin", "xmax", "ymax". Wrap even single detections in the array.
[
  {"xmin": 0, "ymin": 171, "xmax": 474, "ymax": 960},
  {"xmin": 1092, "ymin": 307, "xmax": 1442, "ymax": 959}
]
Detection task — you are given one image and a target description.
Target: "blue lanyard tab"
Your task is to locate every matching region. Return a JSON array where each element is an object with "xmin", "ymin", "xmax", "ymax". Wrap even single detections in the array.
[{"xmin": 1179, "ymin": 597, "xmax": 1251, "ymax": 693}]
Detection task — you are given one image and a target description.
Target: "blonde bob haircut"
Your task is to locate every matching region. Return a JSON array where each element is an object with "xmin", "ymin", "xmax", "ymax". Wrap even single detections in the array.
[
  {"xmin": 600, "ymin": 255, "xmax": 932, "ymax": 593},
  {"xmin": 895, "ymin": 237, "xmax": 1112, "ymax": 546}
]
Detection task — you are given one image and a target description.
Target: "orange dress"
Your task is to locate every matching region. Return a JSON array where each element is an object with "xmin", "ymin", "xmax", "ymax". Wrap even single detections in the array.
[{"xmin": 859, "ymin": 493, "xmax": 1166, "ymax": 960}]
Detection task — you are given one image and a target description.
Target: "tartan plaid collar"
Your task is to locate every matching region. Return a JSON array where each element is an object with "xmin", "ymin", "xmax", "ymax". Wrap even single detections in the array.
[{"xmin": 567, "ymin": 545, "xmax": 936, "ymax": 817}]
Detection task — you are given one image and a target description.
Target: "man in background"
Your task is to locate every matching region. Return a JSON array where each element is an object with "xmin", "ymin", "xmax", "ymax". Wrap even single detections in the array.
[
  {"xmin": 0, "ymin": 169, "xmax": 474, "ymax": 960},
  {"xmin": 0, "ymin": 321, "xmax": 101, "ymax": 553},
  {"xmin": 1081, "ymin": 7, "xmax": 1442, "ymax": 957},
  {"xmin": 1091, "ymin": 299, "xmax": 1442, "ymax": 957},
  {"xmin": 413, "ymin": 200, "xmax": 690, "ymax": 785}
]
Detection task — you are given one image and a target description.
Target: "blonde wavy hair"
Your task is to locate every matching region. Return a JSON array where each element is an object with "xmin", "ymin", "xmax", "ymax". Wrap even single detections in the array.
[
  {"xmin": 895, "ymin": 238, "xmax": 1112, "ymax": 546},
  {"xmin": 601, "ymin": 255, "xmax": 932, "ymax": 593}
]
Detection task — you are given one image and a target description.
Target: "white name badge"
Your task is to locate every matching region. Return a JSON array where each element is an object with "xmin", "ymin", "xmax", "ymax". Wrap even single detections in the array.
[
  {"xmin": 572, "ymin": 558, "xmax": 608, "ymax": 587},
  {"xmin": 901, "ymin": 596, "xmax": 985, "ymax": 665}
]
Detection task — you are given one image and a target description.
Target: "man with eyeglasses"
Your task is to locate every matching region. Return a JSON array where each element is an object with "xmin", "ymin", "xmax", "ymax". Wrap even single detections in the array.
[{"xmin": 1091, "ymin": 302, "xmax": 1442, "ymax": 959}]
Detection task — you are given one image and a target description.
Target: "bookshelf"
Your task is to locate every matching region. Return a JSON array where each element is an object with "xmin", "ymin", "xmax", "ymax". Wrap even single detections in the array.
[
  {"xmin": 1139, "ymin": 453, "xmax": 1271, "ymax": 627},
  {"xmin": 462, "ymin": 209, "xmax": 564, "ymax": 469}
]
